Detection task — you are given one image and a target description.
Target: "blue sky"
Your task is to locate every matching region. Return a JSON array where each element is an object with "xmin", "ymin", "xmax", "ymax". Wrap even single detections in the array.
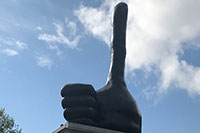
[{"xmin": 0, "ymin": 0, "xmax": 200, "ymax": 133}]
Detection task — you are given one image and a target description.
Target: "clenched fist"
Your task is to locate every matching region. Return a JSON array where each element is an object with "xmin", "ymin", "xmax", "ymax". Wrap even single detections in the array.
[{"xmin": 61, "ymin": 2, "xmax": 141, "ymax": 133}]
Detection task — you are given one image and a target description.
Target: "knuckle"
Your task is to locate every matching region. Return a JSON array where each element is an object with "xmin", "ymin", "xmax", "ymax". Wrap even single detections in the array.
[
  {"xmin": 61, "ymin": 98, "xmax": 70, "ymax": 108},
  {"xmin": 87, "ymin": 84, "xmax": 94, "ymax": 88},
  {"xmin": 61, "ymin": 98, "xmax": 65, "ymax": 108},
  {"xmin": 63, "ymin": 109, "xmax": 69, "ymax": 118},
  {"xmin": 61, "ymin": 84, "xmax": 69, "ymax": 97}
]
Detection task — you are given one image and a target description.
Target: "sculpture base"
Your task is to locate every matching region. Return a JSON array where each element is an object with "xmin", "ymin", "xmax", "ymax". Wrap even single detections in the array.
[{"xmin": 53, "ymin": 122, "xmax": 125, "ymax": 133}]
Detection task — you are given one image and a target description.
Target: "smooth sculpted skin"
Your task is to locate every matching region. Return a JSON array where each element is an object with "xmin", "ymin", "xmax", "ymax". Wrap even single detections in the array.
[{"xmin": 61, "ymin": 2, "xmax": 141, "ymax": 133}]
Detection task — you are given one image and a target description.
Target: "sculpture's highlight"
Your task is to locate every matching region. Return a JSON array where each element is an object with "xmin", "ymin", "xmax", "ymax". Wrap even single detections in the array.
[{"xmin": 61, "ymin": 2, "xmax": 141, "ymax": 133}]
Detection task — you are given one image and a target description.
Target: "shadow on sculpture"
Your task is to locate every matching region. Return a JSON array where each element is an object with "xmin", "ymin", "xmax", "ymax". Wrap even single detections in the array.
[{"xmin": 61, "ymin": 2, "xmax": 141, "ymax": 133}]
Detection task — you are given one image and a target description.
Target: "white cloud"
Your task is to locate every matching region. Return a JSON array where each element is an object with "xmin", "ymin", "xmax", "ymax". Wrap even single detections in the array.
[
  {"xmin": 74, "ymin": 0, "xmax": 200, "ymax": 96},
  {"xmin": 49, "ymin": 44, "xmax": 62, "ymax": 56},
  {"xmin": 36, "ymin": 26, "xmax": 42, "ymax": 31},
  {"xmin": 0, "ymin": 36, "xmax": 27, "ymax": 56},
  {"xmin": 36, "ymin": 56, "xmax": 53, "ymax": 69},
  {"xmin": 1, "ymin": 48, "xmax": 18, "ymax": 56},
  {"xmin": 74, "ymin": 4, "xmax": 112, "ymax": 44},
  {"xmin": 65, "ymin": 19, "xmax": 77, "ymax": 36},
  {"xmin": 15, "ymin": 40, "xmax": 27, "ymax": 49},
  {"xmin": 38, "ymin": 21, "xmax": 81, "ymax": 49}
]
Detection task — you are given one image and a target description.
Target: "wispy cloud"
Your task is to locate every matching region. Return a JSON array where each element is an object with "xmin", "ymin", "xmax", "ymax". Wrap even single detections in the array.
[
  {"xmin": 1, "ymin": 48, "xmax": 18, "ymax": 56},
  {"xmin": 0, "ymin": 36, "xmax": 27, "ymax": 56},
  {"xmin": 74, "ymin": 5, "xmax": 111, "ymax": 44},
  {"xmin": 36, "ymin": 26, "xmax": 42, "ymax": 31},
  {"xmin": 36, "ymin": 19, "xmax": 82, "ymax": 69},
  {"xmin": 15, "ymin": 40, "xmax": 27, "ymax": 49},
  {"xmin": 65, "ymin": 19, "xmax": 77, "ymax": 36},
  {"xmin": 74, "ymin": 0, "xmax": 200, "ymax": 96},
  {"xmin": 38, "ymin": 20, "xmax": 81, "ymax": 49},
  {"xmin": 48, "ymin": 44, "xmax": 62, "ymax": 56},
  {"xmin": 36, "ymin": 55, "xmax": 53, "ymax": 69}
]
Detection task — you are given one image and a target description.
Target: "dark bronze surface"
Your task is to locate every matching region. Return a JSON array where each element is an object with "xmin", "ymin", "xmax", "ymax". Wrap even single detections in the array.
[{"xmin": 61, "ymin": 2, "xmax": 141, "ymax": 133}]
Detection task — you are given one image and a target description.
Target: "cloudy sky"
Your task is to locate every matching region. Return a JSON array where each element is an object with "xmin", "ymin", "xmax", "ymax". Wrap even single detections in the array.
[{"xmin": 0, "ymin": 0, "xmax": 200, "ymax": 132}]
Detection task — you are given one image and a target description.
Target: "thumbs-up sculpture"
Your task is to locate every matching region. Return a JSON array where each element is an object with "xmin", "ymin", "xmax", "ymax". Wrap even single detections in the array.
[{"xmin": 61, "ymin": 2, "xmax": 141, "ymax": 133}]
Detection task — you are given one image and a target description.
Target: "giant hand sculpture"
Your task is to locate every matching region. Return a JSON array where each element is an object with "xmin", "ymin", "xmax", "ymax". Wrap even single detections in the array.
[{"xmin": 61, "ymin": 2, "xmax": 141, "ymax": 133}]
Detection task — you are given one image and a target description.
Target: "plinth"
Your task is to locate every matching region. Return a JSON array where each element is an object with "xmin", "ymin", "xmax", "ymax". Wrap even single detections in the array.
[{"xmin": 53, "ymin": 122, "xmax": 125, "ymax": 133}]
